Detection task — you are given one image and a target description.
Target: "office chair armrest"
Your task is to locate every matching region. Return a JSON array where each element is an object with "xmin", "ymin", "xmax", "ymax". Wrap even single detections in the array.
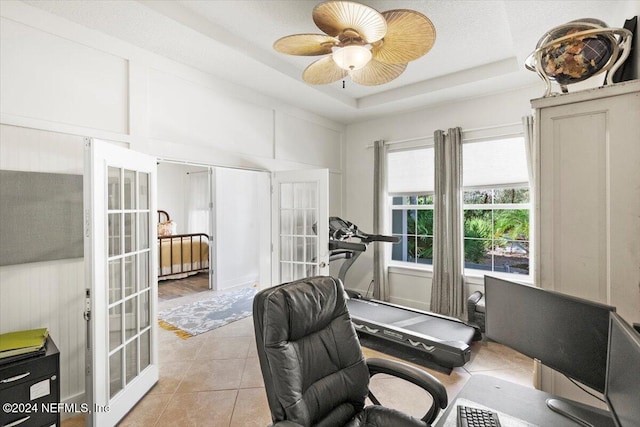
[
  {"xmin": 366, "ymin": 357, "xmax": 448, "ymax": 425},
  {"xmin": 272, "ymin": 421, "xmax": 305, "ymax": 427}
]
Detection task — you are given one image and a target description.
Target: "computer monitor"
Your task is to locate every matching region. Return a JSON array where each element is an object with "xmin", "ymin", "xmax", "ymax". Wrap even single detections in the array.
[
  {"xmin": 605, "ymin": 312, "xmax": 640, "ymax": 427},
  {"xmin": 484, "ymin": 276, "xmax": 615, "ymax": 393}
]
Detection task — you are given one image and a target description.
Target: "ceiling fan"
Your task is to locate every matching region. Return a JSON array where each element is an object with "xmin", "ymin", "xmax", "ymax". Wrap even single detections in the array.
[{"xmin": 273, "ymin": 1, "xmax": 436, "ymax": 86}]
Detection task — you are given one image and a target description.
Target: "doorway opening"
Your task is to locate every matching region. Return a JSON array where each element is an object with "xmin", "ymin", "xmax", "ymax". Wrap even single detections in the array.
[{"xmin": 156, "ymin": 161, "xmax": 271, "ymax": 302}]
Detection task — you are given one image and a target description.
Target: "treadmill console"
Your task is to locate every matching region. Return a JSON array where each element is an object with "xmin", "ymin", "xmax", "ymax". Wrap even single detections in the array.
[
  {"xmin": 329, "ymin": 217, "xmax": 357, "ymax": 240},
  {"xmin": 329, "ymin": 217, "xmax": 401, "ymax": 244}
]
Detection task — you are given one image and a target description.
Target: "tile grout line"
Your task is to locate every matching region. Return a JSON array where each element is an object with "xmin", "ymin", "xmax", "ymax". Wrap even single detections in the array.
[
  {"xmin": 227, "ymin": 355, "xmax": 249, "ymax": 427},
  {"xmin": 150, "ymin": 379, "xmax": 180, "ymax": 426}
]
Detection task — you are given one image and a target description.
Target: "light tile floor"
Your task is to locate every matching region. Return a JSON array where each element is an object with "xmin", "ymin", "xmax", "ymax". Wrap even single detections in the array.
[{"xmin": 63, "ymin": 297, "xmax": 533, "ymax": 427}]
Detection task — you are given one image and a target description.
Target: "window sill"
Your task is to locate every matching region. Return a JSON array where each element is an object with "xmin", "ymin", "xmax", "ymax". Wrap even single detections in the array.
[
  {"xmin": 463, "ymin": 269, "xmax": 533, "ymax": 286},
  {"xmin": 387, "ymin": 263, "xmax": 533, "ymax": 286},
  {"xmin": 388, "ymin": 263, "xmax": 433, "ymax": 277}
]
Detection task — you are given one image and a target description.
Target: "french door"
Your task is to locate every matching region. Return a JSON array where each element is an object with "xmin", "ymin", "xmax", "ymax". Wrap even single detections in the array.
[
  {"xmin": 272, "ymin": 169, "xmax": 329, "ymax": 285},
  {"xmin": 84, "ymin": 139, "xmax": 158, "ymax": 426}
]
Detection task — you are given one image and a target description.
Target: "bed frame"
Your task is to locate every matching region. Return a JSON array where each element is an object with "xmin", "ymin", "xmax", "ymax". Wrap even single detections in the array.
[{"xmin": 157, "ymin": 210, "xmax": 210, "ymax": 280}]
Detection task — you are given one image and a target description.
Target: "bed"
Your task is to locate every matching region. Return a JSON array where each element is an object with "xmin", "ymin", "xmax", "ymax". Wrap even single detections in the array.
[{"xmin": 157, "ymin": 210, "xmax": 209, "ymax": 280}]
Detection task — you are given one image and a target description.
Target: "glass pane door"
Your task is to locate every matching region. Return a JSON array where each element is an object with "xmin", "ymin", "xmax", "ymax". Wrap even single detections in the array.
[
  {"xmin": 85, "ymin": 139, "xmax": 158, "ymax": 426},
  {"xmin": 279, "ymin": 182, "xmax": 319, "ymax": 281},
  {"xmin": 107, "ymin": 167, "xmax": 152, "ymax": 397},
  {"xmin": 273, "ymin": 170, "xmax": 329, "ymax": 285}
]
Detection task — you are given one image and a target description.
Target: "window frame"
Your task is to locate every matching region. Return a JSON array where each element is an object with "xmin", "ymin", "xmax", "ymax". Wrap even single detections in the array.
[
  {"xmin": 389, "ymin": 194, "xmax": 435, "ymax": 266},
  {"xmin": 386, "ymin": 133, "xmax": 532, "ymax": 280},
  {"xmin": 462, "ymin": 184, "xmax": 531, "ymax": 278}
]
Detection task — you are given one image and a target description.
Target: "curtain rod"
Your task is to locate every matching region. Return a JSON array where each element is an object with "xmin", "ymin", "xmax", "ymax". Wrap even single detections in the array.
[{"xmin": 366, "ymin": 121, "xmax": 523, "ymax": 148}]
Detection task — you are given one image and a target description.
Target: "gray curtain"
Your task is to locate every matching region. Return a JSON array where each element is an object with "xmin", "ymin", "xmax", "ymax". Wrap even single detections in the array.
[
  {"xmin": 431, "ymin": 128, "xmax": 465, "ymax": 318},
  {"xmin": 373, "ymin": 139, "xmax": 389, "ymax": 301}
]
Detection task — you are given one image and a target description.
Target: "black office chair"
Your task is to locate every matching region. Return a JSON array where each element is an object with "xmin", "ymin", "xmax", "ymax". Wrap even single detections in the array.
[{"xmin": 253, "ymin": 276, "xmax": 448, "ymax": 427}]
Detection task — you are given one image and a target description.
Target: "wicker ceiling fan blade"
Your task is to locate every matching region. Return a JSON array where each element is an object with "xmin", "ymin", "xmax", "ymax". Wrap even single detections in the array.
[
  {"xmin": 273, "ymin": 34, "xmax": 339, "ymax": 56},
  {"xmin": 372, "ymin": 9, "xmax": 436, "ymax": 64},
  {"xmin": 303, "ymin": 56, "xmax": 348, "ymax": 85},
  {"xmin": 349, "ymin": 60, "xmax": 407, "ymax": 86},
  {"xmin": 313, "ymin": 1, "xmax": 387, "ymax": 43}
]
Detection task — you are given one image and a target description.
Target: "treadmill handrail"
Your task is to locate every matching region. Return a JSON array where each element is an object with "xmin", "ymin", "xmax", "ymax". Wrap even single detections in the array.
[
  {"xmin": 358, "ymin": 233, "xmax": 401, "ymax": 244},
  {"xmin": 329, "ymin": 240, "xmax": 367, "ymax": 252}
]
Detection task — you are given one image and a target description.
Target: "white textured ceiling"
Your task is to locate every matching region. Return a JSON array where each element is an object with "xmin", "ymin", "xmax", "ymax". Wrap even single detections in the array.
[{"xmin": 24, "ymin": 0, "xmax": 640, "ymax": 124}]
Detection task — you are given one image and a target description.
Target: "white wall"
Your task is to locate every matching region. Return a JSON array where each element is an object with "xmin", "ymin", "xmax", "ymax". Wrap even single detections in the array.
[
  {"xmin": 0, "ymin": 0, "xmax": 344, "ymax": 408},
  {"xmin": 343, "ymin": 85, "xmax": 542, "ymax": 310},
  {"xmin": 157, "ymin": 162, "xmax": 209, "ymax": 234},
  {"xmin": 157, "ymin": 163, "xmax": 271, "ymax": 291},
  {"xmin": 215, "ymin": 168, "xmax": 270, "ymax": 290}
]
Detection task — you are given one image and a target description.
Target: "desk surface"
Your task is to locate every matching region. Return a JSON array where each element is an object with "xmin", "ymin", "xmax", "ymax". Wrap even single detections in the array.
[{"xmin": 434, "ymin": 375, "xmax": 591, "ymax": 427}]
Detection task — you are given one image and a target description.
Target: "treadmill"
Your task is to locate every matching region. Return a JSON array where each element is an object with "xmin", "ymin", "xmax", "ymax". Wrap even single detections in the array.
[{"xmin": 329, "ymin": 217, "xmax": 479, "ymax": 368}]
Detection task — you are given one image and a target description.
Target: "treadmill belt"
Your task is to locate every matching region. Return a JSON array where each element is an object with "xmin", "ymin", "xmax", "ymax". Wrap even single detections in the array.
[
  {"xmin": 409, "ymin": 317, "xmax": 475, "ymax": 343},
  {"xmin": 348, "ymin": 299, "xmax": 418, "ymax": 323},
  {"xmin": 347, "ymin": 299, "xmax": 475, "ymax": 344}
]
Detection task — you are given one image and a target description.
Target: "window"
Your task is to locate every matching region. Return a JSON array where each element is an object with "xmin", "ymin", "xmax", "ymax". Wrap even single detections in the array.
[
  {"xmin": 463, "ymin": 187, "xmax": 530, "ymax": 275},
  {"xmin": 462, "ymin": 137, "xmax": 530, "ymax": 275},
  {"xmin": 386, "ymin": 135, "xmax": 531, "ymax": 276},
  {"xmin": 391, "ymin": 195, "xmax": 434, "ymax": 264},
  {"xmin": 387, "ymin": 145, "xmax": 435, "ymax": 266}
]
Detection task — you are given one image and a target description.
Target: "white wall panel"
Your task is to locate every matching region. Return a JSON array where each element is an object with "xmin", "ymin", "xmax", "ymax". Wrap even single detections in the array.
[
  {"xmin": 329, "ymin": 172, "xmax": 342, "ymax": 217},
  {"xmin": 0, "ymin": 124, "xmax": 84, "ymax": 173},
  {"xmin": 0, "ymin": 260, "xmax": 85, "ymax": 403},
  {"xmin": 389, "ymin": 269, "xmax": 432, "ymax": 312},
  {"xmin": 0, "ymin": 125, "xmax": 86, "ymax": 404},
  {"xmin": 0, "ymin": 17, "xmax": 128, "ymax": 134},
  {"xmin": 148, "ymin": 69, "xmax": 274, "ymax": 158},
  {"xmin": 276, "ymin": 112, "xmax": 342, "ymax": 170}
]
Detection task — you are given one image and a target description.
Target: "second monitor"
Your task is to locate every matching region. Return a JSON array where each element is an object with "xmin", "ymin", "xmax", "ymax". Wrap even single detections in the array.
[{"xmin": 484, "ymin": 276, "xmax": 614, "ymax": 394}]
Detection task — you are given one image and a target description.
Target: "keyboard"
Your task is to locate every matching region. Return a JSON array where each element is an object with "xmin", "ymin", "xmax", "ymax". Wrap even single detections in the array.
[{"xmin": 457, "ymin": 405, "xmax": 502, "ymax": 427}]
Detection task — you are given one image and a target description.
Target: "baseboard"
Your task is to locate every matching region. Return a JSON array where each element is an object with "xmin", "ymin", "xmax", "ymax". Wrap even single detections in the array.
[
  {"xmin": 216, "ymin": 275, "xmax": 258, "ymax": 291},
  {"xmin": 60, "ymin": 391, "xmax": 86, "ymax": 420},
  {"xmin": 388, "ymin": 296, "xmax": 430, "ymax": 312}
]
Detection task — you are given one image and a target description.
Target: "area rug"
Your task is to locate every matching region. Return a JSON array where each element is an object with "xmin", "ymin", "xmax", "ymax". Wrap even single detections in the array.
[{"xmin": 158, "ymin": 287, "xmax": 256, "ymax": 338}]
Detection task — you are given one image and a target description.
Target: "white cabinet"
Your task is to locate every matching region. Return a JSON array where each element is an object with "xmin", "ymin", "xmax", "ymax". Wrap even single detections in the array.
[{"xmin": 533, "ymin": 80, "xmax": 640, "ymax": 402}]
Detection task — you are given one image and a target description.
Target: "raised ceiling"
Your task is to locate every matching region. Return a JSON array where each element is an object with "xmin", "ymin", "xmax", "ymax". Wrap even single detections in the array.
[{"xmin": 24, "ymin": 0, "xmax": 639, "ymax": 124}]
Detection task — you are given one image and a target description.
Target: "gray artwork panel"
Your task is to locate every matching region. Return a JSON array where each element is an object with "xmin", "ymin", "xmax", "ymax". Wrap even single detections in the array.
[{"xmin": 0, "ymin": 170, "xmax": 83, "ymax": 266}]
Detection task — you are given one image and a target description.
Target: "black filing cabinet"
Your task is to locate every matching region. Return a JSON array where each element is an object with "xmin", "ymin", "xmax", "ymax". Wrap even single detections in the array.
[{"xmin": 0, "ymin": 337, "xmax": 60, "ymax": 427}]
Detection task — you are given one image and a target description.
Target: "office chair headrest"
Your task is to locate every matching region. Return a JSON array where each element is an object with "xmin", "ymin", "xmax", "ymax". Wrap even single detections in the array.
[{"xmin": 263, "ymin": 276, "xmax": 343, "ymax": 342}]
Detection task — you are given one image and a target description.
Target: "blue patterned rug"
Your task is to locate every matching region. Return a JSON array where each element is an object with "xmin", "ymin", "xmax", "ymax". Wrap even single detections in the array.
[{"xmin": 158, "ymin": 287, "xmax": 256, "ymax": 338}]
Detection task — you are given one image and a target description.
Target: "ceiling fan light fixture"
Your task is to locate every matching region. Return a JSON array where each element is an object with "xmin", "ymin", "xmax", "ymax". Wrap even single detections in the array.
[
  {"xmin": 332, "ymin": 45, "xmax": 372, "ymax": 71},
  {"xmin": 276, "ymin": 1, "xmax": 436, "ymax": 86}
]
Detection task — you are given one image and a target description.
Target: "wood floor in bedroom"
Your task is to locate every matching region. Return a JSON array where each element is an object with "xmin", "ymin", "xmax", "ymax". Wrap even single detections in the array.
[{"xmin": 157, "ymin": 272, "xmax": 210, "ymax": 301}]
